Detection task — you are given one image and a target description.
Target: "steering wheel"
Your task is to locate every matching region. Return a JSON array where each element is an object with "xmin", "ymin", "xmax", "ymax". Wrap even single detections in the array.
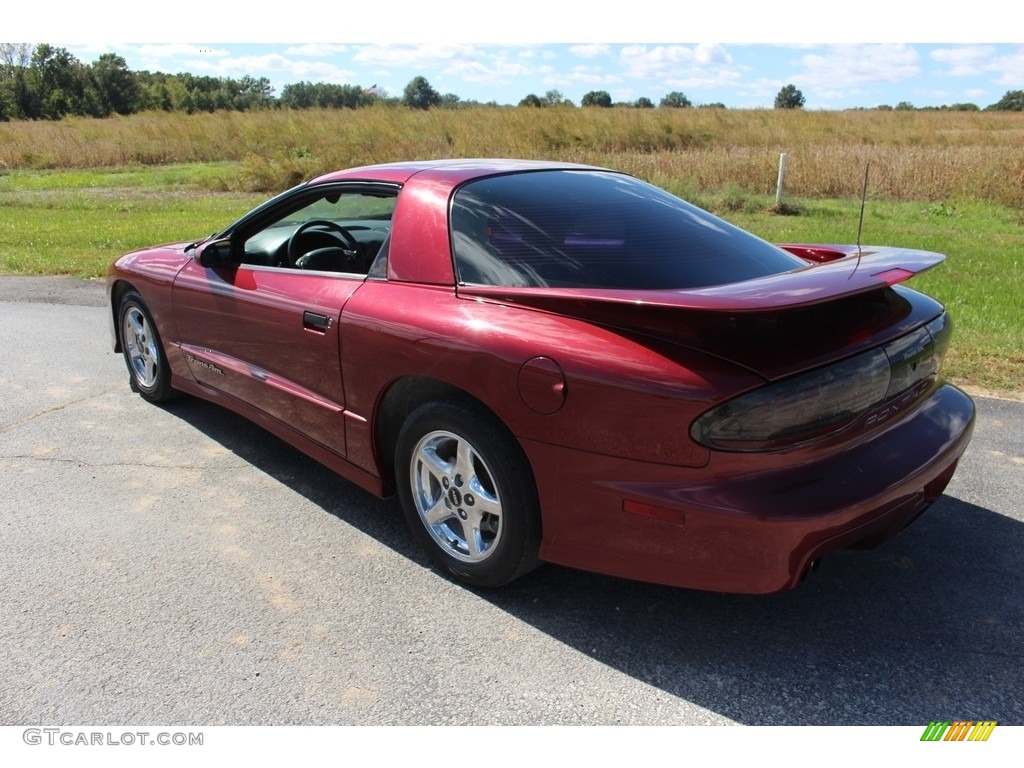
[{"xmin": 286, "ymin": 220, "xmax": 363, "ymax": 266}]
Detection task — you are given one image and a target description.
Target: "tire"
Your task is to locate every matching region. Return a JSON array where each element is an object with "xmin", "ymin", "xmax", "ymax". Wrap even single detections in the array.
[
  {"xmin": 395, "ymin": 399, "xmax": 542, "ymax": 588},
  {"xmin": 118, "ymin": 290, "xmax": 177, "ymax": 404}
]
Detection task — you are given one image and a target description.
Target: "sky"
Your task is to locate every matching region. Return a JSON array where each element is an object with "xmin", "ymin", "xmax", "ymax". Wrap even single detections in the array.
[{"xmin": 8, "ymin": 2, "xmax": 1022, "ymax": 110}]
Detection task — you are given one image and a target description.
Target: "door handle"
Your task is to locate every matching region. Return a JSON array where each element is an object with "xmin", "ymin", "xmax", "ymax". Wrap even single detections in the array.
[{"xmin": 303, "ymin": 311, "xmax": 333, "ymax": 332}]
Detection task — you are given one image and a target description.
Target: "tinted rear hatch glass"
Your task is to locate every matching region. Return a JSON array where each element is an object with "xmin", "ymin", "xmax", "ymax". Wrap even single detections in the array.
[{"xmin": 451, "ymin": 170, "xmax": 805, "ymax": 289}]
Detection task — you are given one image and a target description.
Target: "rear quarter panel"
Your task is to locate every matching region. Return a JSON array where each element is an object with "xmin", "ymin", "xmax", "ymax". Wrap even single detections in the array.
[{"xmin": 338, "ymin": 281, "xmax": 764, "ymax": 476}]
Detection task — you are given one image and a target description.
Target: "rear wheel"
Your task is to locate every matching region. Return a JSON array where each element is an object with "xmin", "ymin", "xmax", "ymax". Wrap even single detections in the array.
[
  {"xmin": 118, "ymin": 290, "xmax": 177, "ymax": 403},
  {"xmin": 395, "ymin": 399, "xmax": 541, "ymax": 587}
]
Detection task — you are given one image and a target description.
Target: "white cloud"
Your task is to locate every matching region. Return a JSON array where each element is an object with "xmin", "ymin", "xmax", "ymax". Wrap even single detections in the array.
[
  {"xmin": 569, "ymin": 44, "xmax": 610, "ymax": 59},
  {"xmin": 793, "ymin": 44, "xmax": 919, "ymax": 88},
  {"xmin": 693, "ymin": 43, "xmax": 731, "ymax": 65},
  {"xmin": 57, "ymin": 42, "xmax": 122, "ymax": 60},
  {"xmin": 618, "ymin": 44, "xmax": 741, "ymax": 89},
  {"xmin": 179, "ymin": 53, "xmax": 357, "ymax": 86},
  {"xmin": 992, "ymin": 46, "xmax": 1024, "ymax": 86},
  {"xmin": 130, "ymin": 43, "xmax": 228, "ymax": 57},
  {"xmin": 662, "ymin": 71, "xmax": 745, "ymax": 90},
  {"xmin": 930, "ymin": 45, "xmax": 996, "ymax": 76},
  {"xmin": 82, "ymin": 43, "xmax": 234, "ymax": 72},
  {"xmin": 735, "ymin": 77, "xmax": 791, "ymax": 106},
  {"xmin": 349, "ymin": 44, "xmax": 546, "ymax": 91},
  {"xmin": 130, "ymin": 43, "xmax": 230, "ymax": 62},
  {"xmin": 442, "ymin": 55, "xmax": 535, "ymax": 84},
  {"xmin": 930, "ymin": 44, "xmax": 1024, "ymax": 89},
  {"xmin": 285, "ymin": 44, "xmax": 349, "ymax": 57},
  {"xmin": 543, "ymin": 66, "xmax": 624, "ymax": 90},
  {"xmin": 352, "ymin": 43, "xmax": 486, "ymax": 69}
]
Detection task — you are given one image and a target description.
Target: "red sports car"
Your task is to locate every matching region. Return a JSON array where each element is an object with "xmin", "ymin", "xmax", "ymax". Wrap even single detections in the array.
[{"xmin": 107, "ymin": 159, "xmax": 975, "ymax": 593}]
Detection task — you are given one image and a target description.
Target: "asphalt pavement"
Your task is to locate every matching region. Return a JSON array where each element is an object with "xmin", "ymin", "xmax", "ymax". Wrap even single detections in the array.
[{"xmin": 1, "ymin": 276, "xmax": 1021, "ymax": 725}]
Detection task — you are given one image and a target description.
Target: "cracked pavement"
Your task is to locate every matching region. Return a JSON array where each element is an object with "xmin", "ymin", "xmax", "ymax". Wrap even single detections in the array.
[{"xmin": 1, "ymin": 276, "xmax": 1022, "ymax": 726}]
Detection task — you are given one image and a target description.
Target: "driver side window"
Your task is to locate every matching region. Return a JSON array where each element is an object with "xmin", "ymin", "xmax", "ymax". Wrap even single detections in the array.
[{"xmin": 241, "ymin": 187, "xmax": 397, "ymax": 275}]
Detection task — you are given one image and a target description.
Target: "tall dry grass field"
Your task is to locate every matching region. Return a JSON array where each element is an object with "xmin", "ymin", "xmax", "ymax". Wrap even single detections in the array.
[
  {"xmin": 2, "ymin": 107, "xmax": 1023, "ymax": 204},
  {"xmin": 2, "ymin": 107, "xmax": 1021, "ymax": 394}
]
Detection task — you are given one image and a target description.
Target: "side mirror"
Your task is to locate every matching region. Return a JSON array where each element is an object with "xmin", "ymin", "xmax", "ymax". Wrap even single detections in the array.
[{"xmin": 197, "ymin": 238, "xmax": 237, "ymax": 268}]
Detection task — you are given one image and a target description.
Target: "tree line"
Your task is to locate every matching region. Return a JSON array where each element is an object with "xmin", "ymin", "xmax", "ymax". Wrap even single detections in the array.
[
  {"xmin": 2, "ymin": 44, "xmax": 1022, "ymax": 121},
  {"xmin": 0, "ymin": 44, "xmax": 277, "ymax": 120}
]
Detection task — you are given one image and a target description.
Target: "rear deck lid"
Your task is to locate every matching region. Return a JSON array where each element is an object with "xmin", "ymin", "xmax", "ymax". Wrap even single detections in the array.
[{"xmin": 459, "ymin": 248, "xmax": 946, "ymax": 380}]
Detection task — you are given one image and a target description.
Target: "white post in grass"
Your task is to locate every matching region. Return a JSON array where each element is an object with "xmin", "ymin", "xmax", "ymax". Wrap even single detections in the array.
[{"xmin": 775, "ymin": 152, "xmax": 787, "ymax": 206}]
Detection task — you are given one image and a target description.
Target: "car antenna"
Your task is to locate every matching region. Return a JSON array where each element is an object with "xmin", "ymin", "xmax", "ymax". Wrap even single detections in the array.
[{"xmin": 850, "ymin": 161, "xmax": 870, "ymax": 279}]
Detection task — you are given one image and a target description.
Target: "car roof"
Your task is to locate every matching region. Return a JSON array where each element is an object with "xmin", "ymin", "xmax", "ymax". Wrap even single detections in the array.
[{"xmin": 309, "ymin": 158, "xmax": 611, "ymax": 188}]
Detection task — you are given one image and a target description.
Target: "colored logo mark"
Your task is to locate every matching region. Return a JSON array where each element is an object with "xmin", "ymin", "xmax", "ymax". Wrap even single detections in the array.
[{"xmin": 920, "ymin": 721, "xmax": 997, "ymax": 741}]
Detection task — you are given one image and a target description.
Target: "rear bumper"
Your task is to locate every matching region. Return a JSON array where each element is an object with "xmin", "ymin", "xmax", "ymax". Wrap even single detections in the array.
[{"xmin": 528, "ymin": 383, "xmax": 975, "ymax": 594}]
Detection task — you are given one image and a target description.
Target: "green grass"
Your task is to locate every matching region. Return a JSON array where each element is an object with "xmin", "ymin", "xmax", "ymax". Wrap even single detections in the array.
[
  {"xmin": 0, "ymin": 165, "xmax": 260, "ymax": 277},
  {"xmin": 0, "ymin": 162, "xmax": 242, "ymax": 191},
  {"xmin": 0, "ymin": 165, "xmax": 1019, "ymax": 396},
  {"xmin": 720, "ymin": 195, "xmax": 1024, "ymax": 395}
]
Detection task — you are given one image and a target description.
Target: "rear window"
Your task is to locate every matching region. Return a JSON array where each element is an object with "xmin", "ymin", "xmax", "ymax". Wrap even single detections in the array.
[{"xmin": 450, "ymin": 170, "xmax": 805, "ymax": 290}]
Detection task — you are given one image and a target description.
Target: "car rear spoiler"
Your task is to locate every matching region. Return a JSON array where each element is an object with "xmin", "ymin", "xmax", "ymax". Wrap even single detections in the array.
[{"xmin": 458, "ymin": 246, "xmax": 945, "ymax": 313}]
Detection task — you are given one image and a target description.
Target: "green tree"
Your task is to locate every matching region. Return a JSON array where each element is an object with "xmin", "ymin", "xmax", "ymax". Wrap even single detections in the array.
[
  {"xmin": 634, "ymin": 96, "xmax": 655, "ymax": 109},
  {"xmin": 280, "ymin": 81, "xmax": 315, "ymax": 108},
  {"xmin": 581, "ymin": 90, "xmax": 612, "ymax": 107},
  {"xmin": 90, "ymin": 53, "xmax": 141, "ymax": 115},
  {"xmin": 0, "ymin": 43, "xmax": 32, "ymax": 119},
  {"xmin": 659, "ymin": 91, "xmax": 691, "ymax": 108},
  {"xmin": 165, "ymin": 76, "xmax": 195, "ymax": 113},
  {"xmin": 541, "ymin": 89, "xmax": 571, "ymax": 107},
  {"xmin": 29, "ymin": 44, "xmax": 88, "ymax": 118},
  {"xmin": 519, "ymin": 93, "xmax": 542, "ymax": 107},
  {"xmin": 134, "ymin": 71, "xmax": 173, "ymax": 111},
  {"xmin": 233, "ymin": 75, "xmax": 273, "ymax": 110},
  {"xmin": 281, "ymin": 81, "xmax": 369, "ymax": 110},
  {"xmin": 895, "ymin": 101, "xmax": 915, "ymax": 111},
  {"xmin": 402, "ymin": 76, "xmax": 441, "ymax": 110},
  {"xmin": 988, "ymin": 90, "xmax": 1024, "ymax": 111},
  {"xmin": 774, "ymin": 84, "xmax": 805, "ymax": 109}
]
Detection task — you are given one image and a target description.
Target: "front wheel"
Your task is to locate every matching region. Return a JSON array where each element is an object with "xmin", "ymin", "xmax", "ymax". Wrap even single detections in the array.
[
  {"xmin": 395, "ymin": 399, "xmax": 541, "ymax": 588},
  {"xmin": 118, "ymin": 290, "xmax": 177, "ymax": 403}
]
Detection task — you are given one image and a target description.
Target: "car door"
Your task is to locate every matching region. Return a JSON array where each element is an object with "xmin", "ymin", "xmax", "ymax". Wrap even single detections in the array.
[{"xmin": 171, "ymin": 183, "xmax": 397, "ymax": 458}]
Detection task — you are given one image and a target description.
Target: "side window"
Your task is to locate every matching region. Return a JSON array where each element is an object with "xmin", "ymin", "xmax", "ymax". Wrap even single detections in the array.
[{"xmin": 241, "ymin": 188, "xmax": 397, "ymax": 274}]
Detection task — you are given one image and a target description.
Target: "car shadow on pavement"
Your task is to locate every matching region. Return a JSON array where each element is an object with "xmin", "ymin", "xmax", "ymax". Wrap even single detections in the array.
[
  {"xmin": 160, "ymin": 396, "xmax": 1024, "ymax": 726},
  {"xmin": 491, "ymin": 494, "xmax": 1024, "ymax": 725}
]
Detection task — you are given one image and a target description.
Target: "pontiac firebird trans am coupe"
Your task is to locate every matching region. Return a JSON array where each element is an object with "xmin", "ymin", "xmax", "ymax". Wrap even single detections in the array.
[{"xmin": 107, "ymin": 159, "xmax": 975, "ymax": 593}]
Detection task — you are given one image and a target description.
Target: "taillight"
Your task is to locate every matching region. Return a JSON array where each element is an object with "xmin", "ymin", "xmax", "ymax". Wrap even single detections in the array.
[{"xmin": 691, "ymin": 313, "xmax": 951, "ymax": 452}]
